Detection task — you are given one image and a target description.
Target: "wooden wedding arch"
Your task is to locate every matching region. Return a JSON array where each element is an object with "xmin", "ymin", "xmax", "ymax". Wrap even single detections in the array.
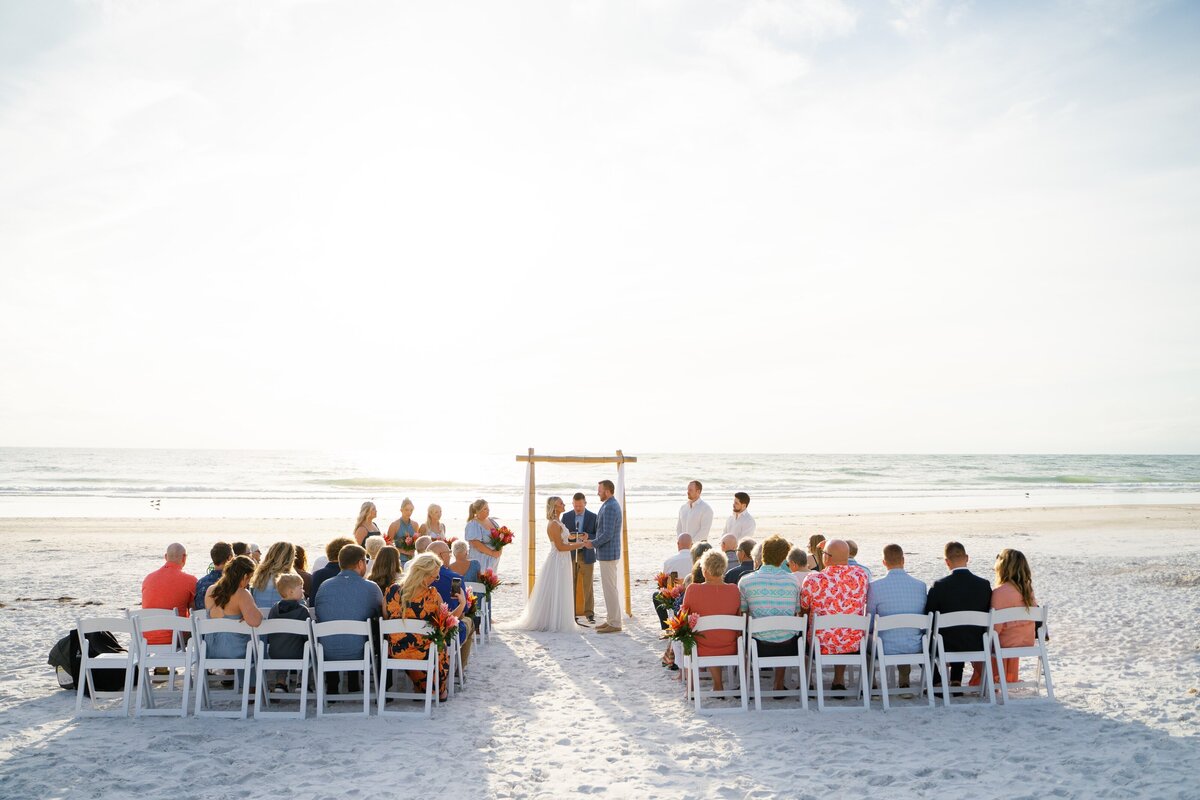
[{"xmin": 515, "ymin": 448, "xmax": 636, "ymax": 616}]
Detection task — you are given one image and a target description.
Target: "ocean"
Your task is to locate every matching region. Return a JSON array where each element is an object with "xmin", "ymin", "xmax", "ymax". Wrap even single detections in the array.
[{"xmin": 1, "ymin": 448, "xmax": 1198, "ymax": 525}]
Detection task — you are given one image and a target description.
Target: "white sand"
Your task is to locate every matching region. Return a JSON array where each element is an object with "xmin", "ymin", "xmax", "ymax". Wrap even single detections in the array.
[{"xmin": 1, "ymin": 505, "xmax": 1198, "ymax": 798}]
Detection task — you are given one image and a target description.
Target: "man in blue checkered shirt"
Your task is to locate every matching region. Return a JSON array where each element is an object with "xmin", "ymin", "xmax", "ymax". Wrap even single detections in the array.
[{"xmin": 866, "ymin": 543, "xmax": 928, "ymax": 689}]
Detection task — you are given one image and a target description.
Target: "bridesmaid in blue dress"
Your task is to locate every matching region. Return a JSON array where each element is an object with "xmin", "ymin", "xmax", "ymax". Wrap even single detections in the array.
[
  {"xmin": 464, "ymin": 498, "xmax": 502, "ymax": 574},
  {"xmin": 387, "ymin": 498, "xmax": 419, "ymax": 564}
]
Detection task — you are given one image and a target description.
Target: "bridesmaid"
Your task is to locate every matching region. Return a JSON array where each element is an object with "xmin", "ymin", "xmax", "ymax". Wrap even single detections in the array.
[
  {"xmin": 354, "ymin": 501, "xmax": 381, "ymax": 546},
  {"xmin": 388, "ymin": 498, "xmax": 419, "ymax": 563},
  {"xmin": 464, "ymin": 498, "xmax": 501, "ymax": 574},
  {"xmin": 419, "ymin": 503, "xmax": 447, "ymax": 540}
]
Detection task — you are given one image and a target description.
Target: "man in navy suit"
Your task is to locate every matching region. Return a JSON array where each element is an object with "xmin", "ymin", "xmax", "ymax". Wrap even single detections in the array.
[
  {"xmin": 561, "ymin": 492, "xmax": 598, "ymax": 624},
  {"xmin": 925, "ymin": 540, "xmax": 993, "ymax": 687}
]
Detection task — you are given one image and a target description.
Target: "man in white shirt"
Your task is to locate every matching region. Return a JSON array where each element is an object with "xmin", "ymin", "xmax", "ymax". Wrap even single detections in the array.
[
  {"xmin": 656, "ymin": 534, "xmax": 694, "ymax": 628},
  {"xmin": 676, "ymin": 481, "xmax": 714, "ymax": 541},
  {"xmin": 722, "ymin": 492, "xmax": 756, "ymax": 542}
]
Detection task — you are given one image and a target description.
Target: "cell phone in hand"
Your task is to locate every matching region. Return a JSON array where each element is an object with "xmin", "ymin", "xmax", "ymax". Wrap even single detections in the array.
[{"xmin": 450, "ymin": 577, "xmax": 462, "ymax": 596}]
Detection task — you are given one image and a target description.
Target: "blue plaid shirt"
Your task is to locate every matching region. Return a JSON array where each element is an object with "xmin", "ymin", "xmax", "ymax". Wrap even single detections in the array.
[
  {"xmin": 866, "ymin": 568, "xmax": 928, "ymax": 655},
  {"xmin": 593, "ymin": 498, "xmax": 622, "ymax": 561}
]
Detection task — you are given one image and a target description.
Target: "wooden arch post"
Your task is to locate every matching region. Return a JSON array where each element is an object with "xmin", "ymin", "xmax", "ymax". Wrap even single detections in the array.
[{"xmin": 515, "ymin": 449, "xmax": 638, "ymax": 617}]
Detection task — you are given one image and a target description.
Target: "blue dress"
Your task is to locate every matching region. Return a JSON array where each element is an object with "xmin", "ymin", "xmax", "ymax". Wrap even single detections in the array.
[
  {"xmin": 250, "ymin": 581, "xmax": 283, "ymax": 610},
  {"xmin": 395, "ymin": 519, "xmax": 417, "ymax": 564},
  {"xmin": 206, "ymin": 611, "xmax": 251, "ymax": 659},
  {"xmin": 465, "ymin": 520, "xmax": 499, "ymax": 574}
]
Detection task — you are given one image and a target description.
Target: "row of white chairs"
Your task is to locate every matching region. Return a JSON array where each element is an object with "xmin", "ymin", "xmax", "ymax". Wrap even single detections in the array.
[
  {"xmin": 74, "ymin": 591, "xmax": 490, "ymax": 720},
  {"xmin": 673, "ymin": 606, "xmax": 1054, "ymax": 714}
]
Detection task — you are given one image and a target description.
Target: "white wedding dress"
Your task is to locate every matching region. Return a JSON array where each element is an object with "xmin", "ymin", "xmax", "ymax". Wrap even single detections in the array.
[{"xmin": 503, "ymin": 520, "xmax": 577, "ymax": 632}]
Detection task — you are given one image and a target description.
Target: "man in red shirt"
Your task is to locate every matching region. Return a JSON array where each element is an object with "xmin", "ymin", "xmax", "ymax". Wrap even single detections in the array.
[
  {"xmin": 140, "ymin": 543, "xmax": 198, "ymax": 645},
  {"xmin": 800, "ymin": 539, "xmax": 869, "ymax": 690}
]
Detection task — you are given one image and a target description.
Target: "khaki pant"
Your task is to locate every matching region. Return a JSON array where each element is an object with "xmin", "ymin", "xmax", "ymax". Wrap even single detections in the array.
[
  {"xmin": 573, "ymin": 558, "xmax": 595, "ymax": 618},
  {"xmin": 598, "ymin": 559, "xmax": 622, "ymax": 628}
]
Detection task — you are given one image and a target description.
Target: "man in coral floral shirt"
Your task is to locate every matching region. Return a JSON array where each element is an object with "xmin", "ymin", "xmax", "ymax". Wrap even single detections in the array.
[{"xmin": 800, "ymin": 539, "xmax": 869, "ymax": 689}]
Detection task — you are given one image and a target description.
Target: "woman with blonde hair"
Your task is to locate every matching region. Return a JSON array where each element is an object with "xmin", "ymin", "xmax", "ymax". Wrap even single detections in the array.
[
  {"xmin": 368, "ymin": 545, "xmax": 403, "ymax": 597},
  {"xmin": 383, "ymin": 553, "xmax": 450, "ymax": 702},
  {"xmin": 249, "ymin": 541, "xmax": 296, "ymax": 608},
  {"xmin": 681, "ymin": 550, "xmax": 741, "ymax": 691},
  {"xmin": 503, "ymin": 496, "xmax": 592, "ymax": 632},
  {"xmin": 464, "ymin": 499, "xmax": 502, "ymax": 574},
  {"xmin": 353, "ymin": 501, "xmax": 380, "ymax": 546},
  {"xmin": 979, "ymin": 548, "xmax": 1039, "ymax": 686},
  {"xmin": 419, "ymin": 503, "xmax": 447, "ymax": 540},
  {"xmin": 387, "ymin": 498, "xmax": 420, "ymax": 560}
]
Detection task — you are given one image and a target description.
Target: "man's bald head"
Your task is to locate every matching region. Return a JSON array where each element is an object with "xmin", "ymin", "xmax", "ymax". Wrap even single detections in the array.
[
  {"xmin": 823, "ymin": 539, "xmax": 850, "ymax": 565},
  {"xmin": 676, "ymin": 533, "xmax": 693, "ymax": 551},
  {"xmin": 164, "ymin": 543, "xmax": 187, "ymax": 565},
  {"xmin": 720, "ymin": 534, "xmax": 737, "ymax": 553},
  {"xmin": 428, "ymin": 540, "xmax": 450, "ymax": 565}
]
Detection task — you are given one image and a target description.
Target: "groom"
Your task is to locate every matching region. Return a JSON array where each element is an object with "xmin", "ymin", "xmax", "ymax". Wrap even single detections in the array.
[{"xmin": 593, "ymin": 479, "xmax": 624, "ymax": 633}]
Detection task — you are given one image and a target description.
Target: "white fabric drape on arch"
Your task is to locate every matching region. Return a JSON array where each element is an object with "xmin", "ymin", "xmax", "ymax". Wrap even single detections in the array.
[{"xmin": 518, "ymin": 461, "xmax": 532, "ymax": 596}]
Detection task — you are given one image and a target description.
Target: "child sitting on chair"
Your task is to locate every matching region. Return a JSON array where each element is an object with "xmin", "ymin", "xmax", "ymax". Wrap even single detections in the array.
[{"xmin": 267, "ymin": 573, "xmax": 312, "ymax": 693}]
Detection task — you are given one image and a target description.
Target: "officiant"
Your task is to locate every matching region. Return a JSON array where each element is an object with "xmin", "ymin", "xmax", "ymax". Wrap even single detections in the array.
[{"xmin": 562, "ymin": 492, "xmax": 598, "ymax": 624}]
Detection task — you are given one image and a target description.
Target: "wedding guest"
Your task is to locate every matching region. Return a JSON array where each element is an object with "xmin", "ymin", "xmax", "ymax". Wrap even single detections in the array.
[
  {"xmin": 387, "ymin": 498, "xmax": 419, "ymax": 550},
  {"xmin": 313, "ymin": 544, "xmax": 383, "ymax": 695},
  {"xmin": 724, "ymin": 538, "xmax": 757, "ymax": 585},
  {"xmin": 265, "ymin": 573, "xmax": 312, "ymax": 693},
  {"xmin": 419, "ymin": 503, "xmax": 447, "ymax": 540},
  {"xmin": 690, "ymin": 540, "xmax": 713, "ymax": 567},
  {"xmin": 368, "ymin": 545, "xmax": 404, "ymax": 597},
  {"xmin": 248, "ymin": 543, "xmax": 262, "ymax": 563},
  {"xmin": 310, "ymin": 536, "xmax": 356, "ymax": 601},
  {"xmin": 752, "ymin": 542, "xmax": 764, "ymax": 570},
  {"xmin": 739, "ymin": 536, "xmax": 802, "ymax": 691},
  {"xmin": 448, "ymin": 539, "xmax": 481, "ymax": 584},
  {"xmin": 203, "ymin": 555, "xmax": 263, "ymax": 658},
  {"xmin": 415, "ymin": 535, "xmax": 432, "ymax": 554},
  {"xmin": 722, "ymin": 492, "xmax": 756, "ymax": 542},
  {"xmin": 293, "ymin": 545, "xmax": 313, "ymax": 601},
  {"xmin": 719, "ymin": 533, "xmax": 739, "ymax": 565},
  {"xmin": 364, "ymin": 535, "xmax": 385, "ymax": 566},
  {"xmin": 924, "ymin": 541, "xmax": 992, "ymax": 688},
  {"xmin": 982, "ymin": 549, "xmax": 1039, "ymax": 686},
  {"xmin": 194, "ymin": 542, "xmax": 233, "ymax": 611},
  {"xmin": 866, "ymin": 544, "xmax": 927, "ymax": 689},
  {"xmin": 787, "ymin": 546, "xmax": 810, "ymax": 587},
  {"xmin": 847, "ymin": 540, "xmax": 873, "ymax": 580},
  {"xmin": 800, "ymin": 540, "xmax": 869, "ymax": 691},
  {"xmin": 427, "ymin": 541, "xmax": 474, "ymax": 669},
  {"xmin": 562, "ymin": 492, "xmax": 598, "ymax": 624},
  {"xmin": 141, "ymin": 543, "xmax": 197, "ymax": 644},
  {"xmin": 384, "ymin": 554, "xmax": 450, "ymax": 702},
  {"xmin": 807, "ymin": 534, "xmax": 826, "ymax": 570},
  {"xmin": 676, "ymin": 481, "xmax": 714, "ymax": 542},
  {"xmin": 353, "ymin": 501, "xmax": 381, "ymax": 546},
  {"xmin": 232, "ymin": 542, "xmax": 250, "ymax": 558},
  {"xmin": 465, "ymin": 499, "xmax": 502, "ymax": 574},
  {"xmin": 682, "ymin": 551, "xmax": 741, "ymax": 691},
  {"xmin": 663, "ymin": 533, "xmax": 693, "ymax": 582},
  {"xmin": 249, "ymin": 542, "xmax": 296, "ymax": 609}
]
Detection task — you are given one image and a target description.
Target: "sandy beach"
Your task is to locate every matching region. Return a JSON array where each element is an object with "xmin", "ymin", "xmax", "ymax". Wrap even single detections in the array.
[{"xmin": 1, "ymin": 504, "xmax": 1198, "ymax": 799}]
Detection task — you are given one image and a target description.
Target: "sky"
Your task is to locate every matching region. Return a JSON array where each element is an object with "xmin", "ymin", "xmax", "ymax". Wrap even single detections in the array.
[{"xmin": 0, "ymin": 0, "xmax": 1198, "ymax": 455}]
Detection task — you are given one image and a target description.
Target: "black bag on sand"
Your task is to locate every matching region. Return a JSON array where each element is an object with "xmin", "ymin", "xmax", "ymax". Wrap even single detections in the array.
[{"xmin": 48, "ymin": 630, "xmax": 134, "ymax": 695}]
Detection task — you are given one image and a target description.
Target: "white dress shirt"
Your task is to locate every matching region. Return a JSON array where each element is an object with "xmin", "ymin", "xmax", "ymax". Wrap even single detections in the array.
[
  {"xmin": 722, "ymin": 510, "xmax": 756, "ymax": 540},
  {"xmin": 663, "ymin": 549, "xmax": 693, "ymax": 580},
  {"xmin": 676, "ymin": 499, "xmax": 714, "ymax": 540}
]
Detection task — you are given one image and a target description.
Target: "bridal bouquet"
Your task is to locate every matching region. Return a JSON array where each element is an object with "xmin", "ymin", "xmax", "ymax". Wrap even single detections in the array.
[
  {"xmin": 478, "ymin": 569, "xmax": 500, "ymax": 600},
  {"xmin": 426, "ymin": 603, "xmax": 461, "ymax": 651},
  {"xmin": 487, "ymin": 526, "xmax": 515, "ymax": 551},
  {"xmin": 662, "ymin": 607, "xmax": 701, "ymax": 656}
]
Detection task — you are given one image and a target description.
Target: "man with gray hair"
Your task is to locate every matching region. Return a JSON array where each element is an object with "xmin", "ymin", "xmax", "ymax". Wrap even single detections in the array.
[
  {"xmin": 140, "ymin": 542, "xmax": 197, "ymax": 645},
  {"xmin": 786, "ymin": 546, "xmax": 810, "ymax": 587}
]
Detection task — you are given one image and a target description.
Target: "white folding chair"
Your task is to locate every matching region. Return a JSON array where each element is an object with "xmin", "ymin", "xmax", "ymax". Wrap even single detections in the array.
[
  {"xmin": 127, "ymin": 608, "xmax": 184, "ymax": 651},
  {"xmin": 689, "ymin": 615, "xmax": 748, "ymax": 714},
  {"xmin": 868, "ymin": 612, "xmax": 935, "ymax": 710},
  {"xmin": 466, "ymin": 582, "xmax": 489, "ymax": 644},
  {"xmin": 132, "ymin": 615, "xmax": 195, "ymax": 717},
  {"xmin": 377, "ymin": 619, "xmax": 439, "ymax": 717},
  {"xmin": 75, "ymin": 617, "xmax": 139, "ymax": 718},
  {"xmin": 747, "ymin": 617, "xmax": 808, "ymax": 711},
  {"xmin": 447, "ymin": 634, "xmax": 464, "ymax": 698},
  {"xmin": 991, "ymin": 604, "xmax": 1054, "ymax": 704},
  {"xmin": 193, "ymin": 616, "xmax": 255, "ymax": 719},
  {"xmin": 253, "ymin": 619, "xmax": 314, "ymax": 719},
  {"xmin": 809, "ymin": 613, "xmax": 871, "ymax": 711},
  {"xmin": 932, "ymin": 610, "xmax": 995, "ymax": 707},
  {"xmin": 313, "ymin": 619, "xmax": 375, "ymax": 717}
]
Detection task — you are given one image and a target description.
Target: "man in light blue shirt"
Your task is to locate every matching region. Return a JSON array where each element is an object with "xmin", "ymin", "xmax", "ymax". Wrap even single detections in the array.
[
  {"xmin": 866, "ymin": 544, "xmax": 927, "ymax": 689},
  {"xmin": 847, "ymin": 540, "xmax": 873, "ymax": 580},
  {"xmin": 314, "ymin": 544, "xmax": 383, "ymax": 695}
]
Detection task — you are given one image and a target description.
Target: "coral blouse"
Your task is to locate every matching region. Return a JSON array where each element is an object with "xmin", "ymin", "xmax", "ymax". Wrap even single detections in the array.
[
  {"xmin": 991, "ymin": 582, "xmax": 1037, "ymax": 648},
  {"xmin": 682, "ymin": 582, "xmax": 742, "ymax": 656}
]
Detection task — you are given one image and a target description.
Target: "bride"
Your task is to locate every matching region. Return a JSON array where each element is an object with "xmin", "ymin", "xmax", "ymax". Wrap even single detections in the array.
[{"xmin": 503, "ymin": 496, "xmax": 593, "ymax": 632}]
